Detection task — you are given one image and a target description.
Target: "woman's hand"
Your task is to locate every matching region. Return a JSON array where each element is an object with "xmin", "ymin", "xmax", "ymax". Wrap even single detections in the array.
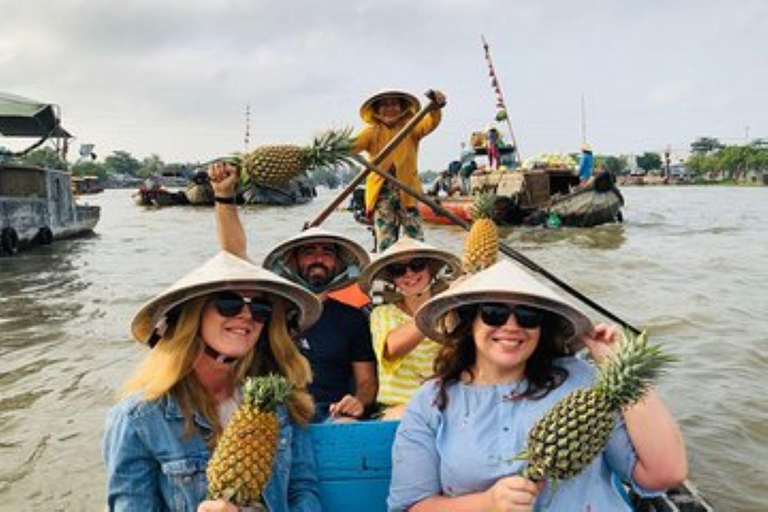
[
  {"xmin": 581, "ymin": 323, "xmax": 622, "ymax": 364},
  {"xmin": 197, "ymin": 498, "xmax": 238, "ymax": 512},
  {"xmin": 207, "ymin": 161, "xmax": 239, "ymax": 198},
  {"xmin": 484, "ymin": 476, "xmax": 540, "ymax": 512}
]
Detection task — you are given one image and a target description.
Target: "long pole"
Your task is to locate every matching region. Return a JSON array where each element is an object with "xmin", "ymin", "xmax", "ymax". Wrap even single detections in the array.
[
  {"xmin": 482, "ymin": 35, "xmax": 521, "ymax": 164},
  {"xmin": 304, "ymin": 91, "xmax": 443, "ymax": 229},
  {"xmin": 349, "ymin": 152, "xmax": 641, "ymax": 334}
]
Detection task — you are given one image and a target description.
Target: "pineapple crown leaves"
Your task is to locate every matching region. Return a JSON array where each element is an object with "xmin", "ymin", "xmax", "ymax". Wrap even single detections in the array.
[
  {"xmin": 471, "ymin": 193, "xmax": 497, "ymax": 222},
  {"xmin": 304, "ymin": 127, "xmax": 358, "ymax": 170},
  {"xmin": 595, "ymin": 329, "xmax": 677, "ymax": 409},
  {"xmin": 241, "ymin": 374, "xmax": 293, "ymax": 413}
]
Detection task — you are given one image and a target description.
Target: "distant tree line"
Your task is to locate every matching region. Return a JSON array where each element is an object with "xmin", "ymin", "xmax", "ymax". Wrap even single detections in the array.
[
  {"xmin": 686, "ymin": 138, "xmax": 768, "ymax": 179},
  {"xmin": 17, "ymin": 136, "xmax": 768, "ymax": 186}
]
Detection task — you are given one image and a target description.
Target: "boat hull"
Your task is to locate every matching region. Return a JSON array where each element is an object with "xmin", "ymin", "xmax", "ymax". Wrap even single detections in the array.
[
  {"xmin": 309, "ymin": 421, "xmax": 713, "ymax": 511},
  {"xmin": 548, "ymin": 187, "xmax": 624, "ymax": 227},
  {"xmin": 1, "ymin": 165, "xmax": 100, "ymax": 255},
  {"xmin": 417, "ymin": 197, "xmax": 473, "ymax": 224}
]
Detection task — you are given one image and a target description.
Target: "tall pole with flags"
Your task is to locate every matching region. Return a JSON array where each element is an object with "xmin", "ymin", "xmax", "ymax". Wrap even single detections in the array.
[
  {"xmin": 244, "ymin": 103, "xmax": 251, "ymax": 152},
  {"xmin": 481, "ymin": 35, "xmax": 521, "ymax": 164}
]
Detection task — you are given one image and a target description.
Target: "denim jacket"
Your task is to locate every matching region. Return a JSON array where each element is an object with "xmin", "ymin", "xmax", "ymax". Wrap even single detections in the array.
[{"xmin": 103, "ymin": 393, "xmax": 320, "ymax": 512}]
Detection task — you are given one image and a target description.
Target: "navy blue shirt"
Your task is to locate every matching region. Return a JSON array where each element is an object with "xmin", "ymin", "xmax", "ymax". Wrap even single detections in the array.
[{"xmin": 296, "ymin": 298, "xmax": 375, "ymax": 418}]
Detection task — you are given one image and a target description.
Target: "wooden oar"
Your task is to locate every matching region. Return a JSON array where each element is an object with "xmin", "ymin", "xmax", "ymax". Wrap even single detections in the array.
[
  {"xmin": 304, "ymin": 90, "xmax": 444, "ymax": 229},
  {"xmin": 348, "ymin": 152, "xmax": 641, "ymax": 335}
]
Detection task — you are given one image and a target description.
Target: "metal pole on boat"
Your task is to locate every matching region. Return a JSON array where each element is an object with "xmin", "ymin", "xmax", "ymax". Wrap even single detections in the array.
[
  {"xmin": 304, "ymin": 91, "xmax": 444, "ymax": 229},
  {"xmin": 348, "ymin": 152, "xmax": 641, "ymax": 335}
]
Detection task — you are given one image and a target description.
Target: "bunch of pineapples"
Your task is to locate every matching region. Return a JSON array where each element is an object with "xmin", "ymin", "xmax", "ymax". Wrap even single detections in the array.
[
  {"xmin": 462, "ymin": 193, "xmax": 499, "ymax": 273},
  {"xmin": 516, "ymin": 329, "xmax": 675, "ymax": 482},
  {"xmin": 207, "ymin": 374, "xmax": 293, "ymax": 506},
  {"xmin": 238, "ymin": 128, "xmax": 356, "ymax": 186}
]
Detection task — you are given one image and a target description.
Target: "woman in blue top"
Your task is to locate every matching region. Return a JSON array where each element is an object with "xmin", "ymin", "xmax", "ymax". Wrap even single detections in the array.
[
  {"xmin": 389, "ymin": 260, "xmax": 687, "ymax": 511},
  {"xmin": 103, "ymin": 252, "xmax": 323, "ymax": 512}
]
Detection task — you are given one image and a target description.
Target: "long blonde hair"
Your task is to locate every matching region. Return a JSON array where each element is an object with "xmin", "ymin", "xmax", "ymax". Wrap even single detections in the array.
[{"xmin": 123, "ymin": 294, "xmax": 314, "ymax": 443}]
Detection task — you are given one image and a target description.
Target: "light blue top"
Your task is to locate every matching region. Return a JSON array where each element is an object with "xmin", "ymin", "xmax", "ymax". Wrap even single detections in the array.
[
  {"xmin": 388, "ymin": 357, "xmax": 654, "ymax": 511},
  {"xmin": 103, "ymin": 393, "xmax": 320, "ymax": 512},
  {"xmin": 578, "ymin": 151, "xmax": 594, "ymax": 182}
]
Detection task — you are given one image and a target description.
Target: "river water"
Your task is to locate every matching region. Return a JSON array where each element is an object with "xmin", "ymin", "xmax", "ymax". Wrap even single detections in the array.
[{"xmin": 0, "ymin": 186, "xmax": 766, "ymax": 511}]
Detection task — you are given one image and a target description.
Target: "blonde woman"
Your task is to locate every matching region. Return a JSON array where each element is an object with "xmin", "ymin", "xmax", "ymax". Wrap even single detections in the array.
[
  {"xmin": 103, "ymin": 252, "xmax": 323, "ymax": 512},
  {"xmin": 358, "ymin": 237, "xmax": 461, "ymax": 419}
]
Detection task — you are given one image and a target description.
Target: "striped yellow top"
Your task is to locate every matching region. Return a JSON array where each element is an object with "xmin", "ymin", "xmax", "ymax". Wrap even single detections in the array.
[{"xmin": 370, "ymin": 303, "xmax": 441, "ymax": 406}]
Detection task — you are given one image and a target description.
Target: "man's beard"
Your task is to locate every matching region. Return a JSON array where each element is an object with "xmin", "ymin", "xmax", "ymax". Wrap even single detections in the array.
[{"xmin": 302, "ymin": 263, "xmax": 334, "ymax": 287}]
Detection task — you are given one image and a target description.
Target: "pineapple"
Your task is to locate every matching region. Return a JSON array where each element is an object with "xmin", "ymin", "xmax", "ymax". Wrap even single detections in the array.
[
  {"xmin": 239, "ymin": 128, "xmax": 356, "ymax": 186},
  {"xmin": 462, "ymin": 193, "xmax": 499, "ymax": 273},
  {"xmin": 207, "ymin": 374, "xmax": 293, "ymax": 506},
  {"xmin": 516, "ymin": 330, "xmax": 675, "ymax": 483}
]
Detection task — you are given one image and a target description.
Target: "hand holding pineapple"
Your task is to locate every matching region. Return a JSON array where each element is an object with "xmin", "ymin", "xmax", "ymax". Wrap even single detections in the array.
[
  {"xmin": 483, "ymin": 476, "xmax": 541, "ymax": 512},
  {"xmin": 207, "ymin": 160, "xmax": 240, "ymax": 198}
]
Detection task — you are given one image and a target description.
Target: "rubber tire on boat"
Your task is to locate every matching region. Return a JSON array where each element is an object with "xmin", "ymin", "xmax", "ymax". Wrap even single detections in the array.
[
  {"xmin": 37, "ymin": 227, "xmax": 54, "ymax": 245},
  {"xmin": 1, "ymin": 228, "xmax": 20, "ymax": 255}
]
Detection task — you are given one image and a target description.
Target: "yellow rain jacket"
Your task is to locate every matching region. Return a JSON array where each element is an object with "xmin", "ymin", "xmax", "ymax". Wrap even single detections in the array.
[{"xmin": 353, "ymin": 109, "xmax": 442, "ymax": 215}]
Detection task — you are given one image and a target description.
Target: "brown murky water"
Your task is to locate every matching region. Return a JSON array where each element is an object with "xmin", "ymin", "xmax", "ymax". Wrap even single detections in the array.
[{"xmin": 1, "ymin": 186, "xmax": 766, "ymax": 511}]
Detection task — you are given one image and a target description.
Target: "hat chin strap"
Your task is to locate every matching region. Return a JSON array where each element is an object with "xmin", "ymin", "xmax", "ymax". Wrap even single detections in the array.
[{"xmin": 202, "ymin": 341, "xmax": 239, "ymax": 365}]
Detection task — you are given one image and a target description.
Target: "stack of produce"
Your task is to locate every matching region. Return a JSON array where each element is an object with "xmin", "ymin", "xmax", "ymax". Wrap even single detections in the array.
[{"xmin": 521, "ymin": 153, "xmax": 578, "ymax": 171}]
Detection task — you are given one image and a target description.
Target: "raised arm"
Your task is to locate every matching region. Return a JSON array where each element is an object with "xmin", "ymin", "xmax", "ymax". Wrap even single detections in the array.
[{"xmin": 208, "ymin": 162, "xmax": 248, "ymax": 259}]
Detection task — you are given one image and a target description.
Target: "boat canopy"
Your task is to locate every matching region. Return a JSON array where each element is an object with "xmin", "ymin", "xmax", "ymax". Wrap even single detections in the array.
[{"xmin": 0, "ymin": 92, "xmax": 71, "ymax": 138}]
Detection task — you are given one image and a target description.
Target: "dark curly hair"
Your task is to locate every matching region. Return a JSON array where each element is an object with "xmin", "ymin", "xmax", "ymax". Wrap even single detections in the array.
[{"xmin": 432, "ymin": 306, "xmax": 570, "ymax": 410}]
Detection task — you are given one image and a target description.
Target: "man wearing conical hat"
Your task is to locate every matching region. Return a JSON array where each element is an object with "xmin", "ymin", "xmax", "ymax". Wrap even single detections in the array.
[
  {"xmin": 207, "ymin": 165, "xmax": 378, "ymax": 423},
  {"xmin": 352, "ymin": 89, "xmax": 446, "ymax": 252}
]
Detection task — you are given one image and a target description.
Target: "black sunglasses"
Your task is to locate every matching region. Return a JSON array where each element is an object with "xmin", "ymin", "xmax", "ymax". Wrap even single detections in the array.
[
  {"xmin": 477, "ymin": 303, "xmax": 543, "ymax": 329},
  {"xmin": 388, "ymin": 258, "xmax": 429, "ymax": 278},
  {"xmin": 212, "ymin": 292, "xmax": 272, "ymax": 323}
]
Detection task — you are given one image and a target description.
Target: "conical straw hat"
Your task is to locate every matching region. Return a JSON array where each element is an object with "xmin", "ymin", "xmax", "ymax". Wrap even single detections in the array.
[
  {"xmin": 263, "ymin": 227, "xmax": 371, "ymax": 292},
  {"xmin": 415, "ymin": 259, "xmax": 591, "ymax": 353},
  {"xmin": 359, "ymin": 89, "xmax": 420, "ymax": 124},
  {"xmin": 132, "ymin": 252, "xmax": 322, "ymax": 343},
  {"xmin": 358, "ymin": 237, "xmax": 461, "ymax": 294}
]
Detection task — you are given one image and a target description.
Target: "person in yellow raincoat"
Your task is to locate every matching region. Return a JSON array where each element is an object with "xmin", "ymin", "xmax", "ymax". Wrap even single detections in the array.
[{"xmin": 352, "ymin": 89, "xmax": 445, "ymax": 252}]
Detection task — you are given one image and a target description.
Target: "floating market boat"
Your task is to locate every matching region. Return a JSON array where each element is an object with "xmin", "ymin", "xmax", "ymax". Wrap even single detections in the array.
[
  {"xmin": 310, "ymin": 420, "xmax": 714, "ymax": 512},
  {"xmin": 0, "ymin": 93, "xmax": 100, "ymax": 256},
  {"xmin": 419, "ymin": 134, "xmax": 624, "ymax": 228},
  {"xmin": 183, "ymin": 170, "xmax": 317, "ymax": 207}
]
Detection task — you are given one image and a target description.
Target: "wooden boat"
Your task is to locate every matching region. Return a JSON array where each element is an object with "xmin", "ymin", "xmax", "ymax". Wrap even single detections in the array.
[
  {"xmin": 133, "ymin": 176, "xmax": 189, "ymax": 207},
  {"xmin": 183, "ymin": 170, "xmax": 317, "ymax": 207},
  {"xmin": 418, "ymin": 167, "xmax": 624, "ymax": 228},
  {"xmin": 1, "ymin": 93, "xmax": 100, "ymax": 256},
  {"xmin": 310, "ymin": 420, "xmax": 714, "ymax": 512},
  {"xmin": 240, "ymin": 176, "xmax": 316, "ymax": 206},
  {"xmin": 71, "ymin": 175, "xmax": 104, "ymax": 195}
]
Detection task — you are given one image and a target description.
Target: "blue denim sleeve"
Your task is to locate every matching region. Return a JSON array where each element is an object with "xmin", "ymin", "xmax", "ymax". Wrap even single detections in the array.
[
  {"xmin": 103, "ymin": 403, "xmax": 163, "ymax": 512},
  {"xmin": 388, "ymin": 384, "xmax": 441, "ymax": 511},
  {"xmin": 287, "ymin": 423, "xmax": 321, "ymax": 512}
]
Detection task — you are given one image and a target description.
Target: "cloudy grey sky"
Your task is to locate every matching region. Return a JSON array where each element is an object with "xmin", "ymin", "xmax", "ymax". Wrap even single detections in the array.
[{"xmin": 2, "ymin": 0, "xmax": 766, "ymax": 169}]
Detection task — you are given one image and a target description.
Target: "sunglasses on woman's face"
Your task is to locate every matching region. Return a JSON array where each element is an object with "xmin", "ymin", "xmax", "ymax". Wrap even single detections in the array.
[
  {"xmin": 477, "ymin": 303, "xmax": 543, "ymax": 329},
  {"xmin": 212, "ymin": 292, "xmax": 272, "ymax": 323},
  {"xmin": 388, "ymin": 258, "xmax": 429, "ymax": 278}
]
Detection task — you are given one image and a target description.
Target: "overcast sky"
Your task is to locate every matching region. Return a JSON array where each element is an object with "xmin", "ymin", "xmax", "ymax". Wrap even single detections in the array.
[{"xmin": 2, "ymin": 0, "xmax": 766, "ymax": 169}]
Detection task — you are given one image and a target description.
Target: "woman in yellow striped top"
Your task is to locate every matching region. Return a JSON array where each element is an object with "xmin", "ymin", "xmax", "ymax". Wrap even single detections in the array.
[{"xmin": 358, "ymin": 237, "xmax": 461, "ymax": 419}]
